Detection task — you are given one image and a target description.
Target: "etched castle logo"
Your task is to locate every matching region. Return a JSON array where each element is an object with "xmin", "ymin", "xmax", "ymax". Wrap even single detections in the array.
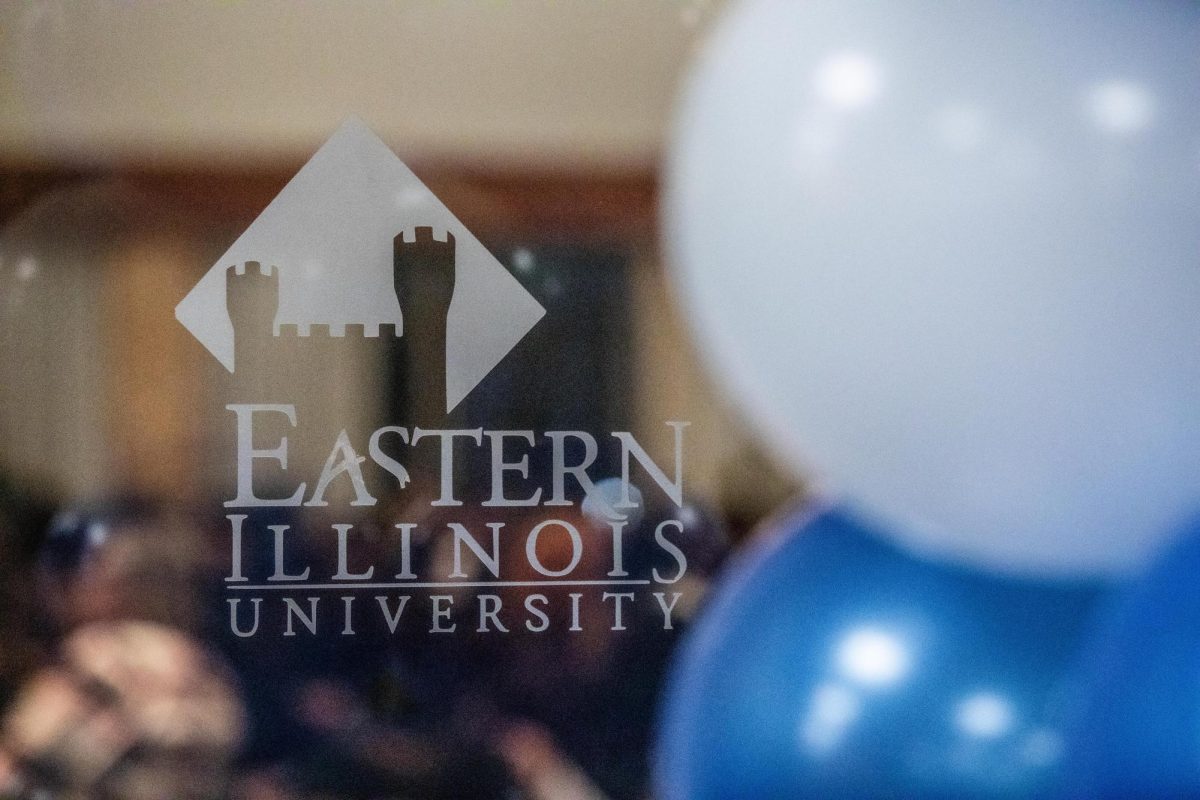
[
  {"xmin": 226, "ymin": 226, "xmax": 458, "ymax": 418},
  {"xmin": 176, "ymin": 118, "xmax": 545, "ymax": 413}
]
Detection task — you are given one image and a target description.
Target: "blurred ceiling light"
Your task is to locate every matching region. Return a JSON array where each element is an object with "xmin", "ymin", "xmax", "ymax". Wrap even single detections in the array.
[
  {"xmin": 1087, "ymin": 80, "xmax": 1155, "ymax": 137},
  {"xmin": 582, "ymin": 476, "xmax": 645, "ymax": 527},
  {"xmin": 85, "ymin": 522, "xmax": 109, "ymax": 549},
  {"xmin": 954, "ymin": 691, "xmax": 1015, "ymax": 739},
  {"xmin": 835, "ymin": 626, "xmax": 911, "ymax": 687},
  {"xmin": 814, "ymin": 51, "xmax": 883, "ymax": 111},
  {"xmin": 15, "ymin": 256, "xmax": 38, "ymax": 283},
  {"xmin": 677, "ymin": 504, "xmax": 701, "ymax": 528},
  {"xmin": 512, "ymin": 247, "xmax": 536, "ymax": 274},
  {"xmin": 396, "ymin": 186, "xmax": 432, "ymax": 209}
]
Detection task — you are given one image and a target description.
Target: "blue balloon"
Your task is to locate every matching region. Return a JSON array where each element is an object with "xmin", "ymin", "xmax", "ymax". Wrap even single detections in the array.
[
  {"xmin": 1059, "ymin": 520, "xmax": 1200, "ymax": 798},
  {"xmin": 656, "ymin": 505, "xmax": 1107, "ymax": 799}
]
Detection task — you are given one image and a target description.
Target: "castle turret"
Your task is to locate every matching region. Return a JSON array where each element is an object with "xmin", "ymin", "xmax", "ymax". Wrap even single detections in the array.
[
  {"xmin": 394, "ymin": 227, "xmax": 456, "ymax": 424},
  {"xmin": 226, "ymin": 261, "xmax": 279, "ymax": 373}
]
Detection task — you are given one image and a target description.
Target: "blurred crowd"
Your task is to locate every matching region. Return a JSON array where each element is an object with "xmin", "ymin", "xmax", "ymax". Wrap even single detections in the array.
[{"xmin": 0, "ymin": 471, "xmax": 729, "ymax": 800}]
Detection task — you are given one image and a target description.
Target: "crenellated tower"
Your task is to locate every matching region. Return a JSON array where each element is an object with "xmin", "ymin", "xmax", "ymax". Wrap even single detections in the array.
[
  {"xmin": 394, "ymin": 227, "xmax": 456, "ymax": 424},
  {"xmin": 225, "ymin": 261, "xmax": 279, "ymax": 373}
]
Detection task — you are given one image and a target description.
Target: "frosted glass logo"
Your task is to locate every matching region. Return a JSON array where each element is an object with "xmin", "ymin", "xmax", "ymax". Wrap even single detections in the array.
[
  {"xmin": 175, "ymin": 117, "xmax": 545, "ymax": 413},
  {"xmin": 167, "ymin": 119, "xmax": 695, "ymax": 639}
]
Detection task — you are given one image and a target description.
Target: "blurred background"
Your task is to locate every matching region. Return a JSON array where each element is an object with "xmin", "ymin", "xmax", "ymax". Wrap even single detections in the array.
[
  {"xmin": 4, "ymin": 2, "xmax": 1200, "ymax": 799},
  {"xmin": 0, "ymin": 2, "xmax": 792, "ymax": 798},
  {"xmin": 0, "ymin": 0, "xmax": 796, "ymax": 516}
]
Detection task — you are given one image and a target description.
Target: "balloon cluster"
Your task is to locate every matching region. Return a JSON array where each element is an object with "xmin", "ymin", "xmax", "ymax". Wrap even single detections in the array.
[{"xmin": 658, "ymin": 0, "xmax": 1200, "ymax": 797}]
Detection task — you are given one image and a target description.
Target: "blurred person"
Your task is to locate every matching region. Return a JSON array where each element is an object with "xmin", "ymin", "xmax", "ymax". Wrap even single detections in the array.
[
  {"xmin": 215, "ymin": 492, "xmax": 510, "ymax": 800},
  {"xmin": 498, "ymin": 722, "xmax": 610, "ymax": 800},
  {"xmin": 218, "ymin": 492, "xmax": 723, "ymax": 800},
  {"xmin": 0, "ymin": 501, "xmax": 246, "ymax": 798},
  {"xmin": 0, "ymin": 621, "xmax": 244, "ymax": 799},
  {"xmin": 0, "ymin": 476, "xmax": 55, "ymax": 712},
  {"xmin": 37, "ymin": 498, "xmax": 219, "ymax": 636},
  {"xmin": 431, "ymin": 502, "xmax": 727, "ymax": 800}
]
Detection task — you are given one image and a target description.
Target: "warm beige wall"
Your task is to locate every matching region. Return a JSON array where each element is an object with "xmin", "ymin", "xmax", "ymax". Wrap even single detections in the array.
[
  {"xmin": 0, "ymin": 184, "xmax": 113, "ymax": 499},
  {"xmin": 0, "ymin": 183, "xmax": 797, "ymax": 524},
  {"xmin": 630, "ymin": 253, "xmax": 803, "ymax": 528},
  {"xmin": 0, "ymin": 2, "xmax": 807, "ymax": 529},
  {"xmin": 0, "ymin": 1, "xmax": 721, "ymax": 169},
  {"xmin": 0, "ymin": 180, "xmax": 386, "ymax": 504}
]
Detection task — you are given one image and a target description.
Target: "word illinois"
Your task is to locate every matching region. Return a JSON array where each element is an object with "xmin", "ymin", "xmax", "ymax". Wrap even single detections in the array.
[{"xmin": 223, "ymin": 515, "xmax": 688, "ymax": 637}]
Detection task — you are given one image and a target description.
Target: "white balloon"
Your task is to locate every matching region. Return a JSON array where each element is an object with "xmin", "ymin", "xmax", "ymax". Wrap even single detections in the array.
[{"xmin": 667, "ymin": 0, "xmax": 1200, "ymax": 576}]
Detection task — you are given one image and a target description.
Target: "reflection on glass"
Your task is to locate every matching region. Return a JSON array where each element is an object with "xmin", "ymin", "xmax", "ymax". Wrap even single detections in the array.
[
  {"xmin": 511, "ymin": 246, "xmax": 536, "ymax": 274},
  {"xmin": 85, "ymin": 521, "xmax": 109, "ymax": 549},
  {"xmin": 395, "ymin": 185, "xmax": 432, "ymax": 209},
  {"xmin": 582, "ymin": 476, "xmax": 645, "ymax": 526},
  {"xmin": 15, "ymin": 256, "xmax": 38, "ymax": 283}
]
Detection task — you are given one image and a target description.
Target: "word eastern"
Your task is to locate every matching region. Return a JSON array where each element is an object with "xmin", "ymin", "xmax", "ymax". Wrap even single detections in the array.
[{"xmin": 224, "ymin": 404, "xmax": 689, "ymax": 510}]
